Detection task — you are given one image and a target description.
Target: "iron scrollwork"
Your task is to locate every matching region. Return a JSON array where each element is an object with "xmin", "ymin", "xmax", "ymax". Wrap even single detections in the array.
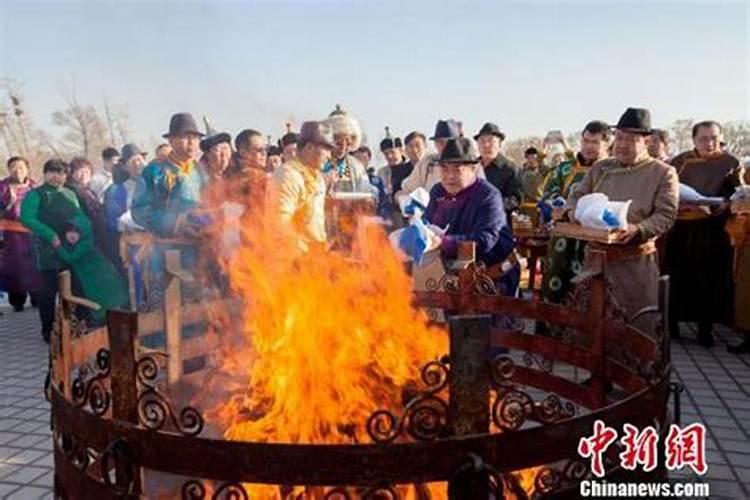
[
  {"xmin": 71, "ymin": 348, "xmax": 111, "ymax": 416},
  {"xmin": 366, "ymin": 357, "xmax": 450, "ymax": 443},
  {"xmin": 135, "ymin": 353, "xmax": 204, "ymax": 437},
  {"xmin": 181, "ymin": 480, "xmax": 249, "ymax": 499},
  {"xmin": 489, "ymin": 355, "xmax": 576, "ymax": 430}
]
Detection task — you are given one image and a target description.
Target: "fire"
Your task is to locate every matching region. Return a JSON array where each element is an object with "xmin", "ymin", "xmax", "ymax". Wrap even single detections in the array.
[
  {"xmin": 198, "ymin": 195, "xmax": 537, "ymax": 498},
  {"xmin": 212, "ymin": 215, "xmax": 447, "ymax": 445}
]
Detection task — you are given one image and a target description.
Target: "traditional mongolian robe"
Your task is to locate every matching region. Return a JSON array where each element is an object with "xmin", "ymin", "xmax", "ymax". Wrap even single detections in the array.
[
  {"xmin": 323, "ymin": 154, "xmax": 374, "ymax": 194},
  {"xmin": 0, "ymin": 177, "xmax": 41, "ymax": 303},
  {"xmin": 266, "ymin": 158, "xmax": 327, "ymax": 253},
  {"xmin": 131, "ymin": 157, "xmax": 207, "ymax": 308},
  {"xmin": 541, "ymin": 154, "xmax": 597, "ymax": 305},
  {"xmin": 482, "ymin": 153, "xmax": 522, "ymax": 222},
  {"xmin": 567, "ymin": 156, "xmax": 679, "ymax": 334},
  {"xmin": 20, "ymin": 183, "xmax": 85, "ymax": 341},
  {"xmin": 665, "ymin": 151, "xmax": 744, "ymax": 327},
  {"xmin": 425, "ymin": 178, "xmax": 519, "ymax": 297}
]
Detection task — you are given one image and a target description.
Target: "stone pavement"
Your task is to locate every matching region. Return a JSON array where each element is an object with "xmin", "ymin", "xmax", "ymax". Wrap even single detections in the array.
[{"xmin": 0, "ymin": 305, "xmax": 749, "ymax": 499}]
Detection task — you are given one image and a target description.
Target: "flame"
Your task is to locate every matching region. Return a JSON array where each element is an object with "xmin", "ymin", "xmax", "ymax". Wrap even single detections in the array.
[{"xmin": 198, "ymin": 188, "xmax": 537, "ymax": 498}]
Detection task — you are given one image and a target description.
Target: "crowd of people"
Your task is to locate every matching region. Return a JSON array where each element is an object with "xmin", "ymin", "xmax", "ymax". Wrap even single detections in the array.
[{"xmin": 0, "ymin": 104, "xmax": 748, "ymax": 354}]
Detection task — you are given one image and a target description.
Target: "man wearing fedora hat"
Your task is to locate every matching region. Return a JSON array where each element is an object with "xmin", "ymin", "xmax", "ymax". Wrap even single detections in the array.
[
  {"xmin": 266, "ymin": 120, "xmax": 336, "ymax": 253},
  {"xmin": 665, "ymin": 120, "xmax": 745, "ymax": 348},
  {"xmin": 565, "ymin": 107, "xmax": 679, "ymax": 335},
  {"xmin": 132, "ymin": 112, "xmax": 206, "ymax": 238},
  {"xmin": 423, "ymin": 137, "xmax": 519, "ymax": 297},
  {"xmin": 475, "ymin": 122, "xmax": 522, "ymax": 223},
  {"xmin": 398, "ymin": 119, "xmax": 460, "ymax": 201},
  {"xmin": 131, "ymin": 112, "xmax": 207, "ymax": 308}
]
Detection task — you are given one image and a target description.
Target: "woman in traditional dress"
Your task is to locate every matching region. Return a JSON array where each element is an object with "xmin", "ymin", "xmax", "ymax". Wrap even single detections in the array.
[{"xmin": 0, "ymin": 156, "xmax": 41, "ymax": 311}]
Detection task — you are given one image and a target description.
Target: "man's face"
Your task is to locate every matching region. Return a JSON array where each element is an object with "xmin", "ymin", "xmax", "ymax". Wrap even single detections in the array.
[
  {"xmin": 266, "ymin": 154, "xmax": 283, "ymax": 171},
  {"xmin": 439, "ymin": 163, "xmax": 478, "ymax": 195},
  {"xmin": 477, "ymin": 134, "xmax": 501, "ymax": 160},
  {"xmin": 104, "ymin": 156, "xmax": 120, "ymax": 170},
  {"xmin": 304, "ymin": 143, "xmax": 333, "ymax": 170},
  {"xmin": 647, "ymin": 135, "xmax": 667, "ymax": 159},
  {"xmin": 71, "ymin": 166, "xmax": 92, "ymax": 186},
  {"xmin": 525, "ymin": 154, "xmax": 540, "ymax": 169},
  {"xmin": 614, "ymin": 130, "xmax": 647, "ymax": 165},
  {"xmin": 156, "ymin": 145, "xmax": 171, "ymax": 162},
  {"xmin": 169, "ymin": 133, "xmax": 201, "ymax": 161},
  {"xmin": 44, "ymin": 170, "xmax": 66, "ymax": 187},
  {"xmin": 694, "ymin": 124, "xmax": 723, "ymax": 157},
  {"xmin": 282, "ymin": 143, "xmax": 297, "ymax": 162},
  {"xmin": 580, "ymin": 130, "xmax": 608, "ymax": 163},
  {"xmin": 405, "ymin": 137, "xmax": 426, "ymax": 164},
  {"xmin": 383, "ymin": 148, "xmax": 401, "ymax": 166},
  {"xmin": 127, "ymin": 155, "xmax": 147, "ymax": 177},
  {"xmin": 8, "ymin": 159, "xmax": 28, "ymax": 182},
  {"xmin": 333, "ymin": 134, "xmax": 354, "ymax": 159},
  {"xmin": 207, "ymin": 142, "xmax": 232, "ymax": 175},
  {"xmin": 240, "ymin": 135, "xmax": 268, "ymax": 170}
]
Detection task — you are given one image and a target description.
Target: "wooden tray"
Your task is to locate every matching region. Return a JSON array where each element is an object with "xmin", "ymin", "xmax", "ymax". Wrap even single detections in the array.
[
  {"xmin": 731, "ymin": 200, "xmax": 750, "ymax": 215},
  {"xmin": 551, "ymin": 222, "xmax": 618, "ymax": 244}
]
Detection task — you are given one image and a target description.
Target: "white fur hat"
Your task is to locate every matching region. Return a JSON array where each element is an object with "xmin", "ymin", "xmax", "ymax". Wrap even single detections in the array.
[{"xmin": 324, "ymin": 104, "xmax": 362, "ymax": 150}]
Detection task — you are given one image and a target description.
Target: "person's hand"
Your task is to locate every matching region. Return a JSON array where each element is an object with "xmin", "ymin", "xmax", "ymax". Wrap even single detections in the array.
[
  {"xmin": 613, "ymin": 223, "xmax": 639, "ymax": 244},
  {"xmin": 51, "ymin": 236, "xmax": 61, "ymax": 248}
]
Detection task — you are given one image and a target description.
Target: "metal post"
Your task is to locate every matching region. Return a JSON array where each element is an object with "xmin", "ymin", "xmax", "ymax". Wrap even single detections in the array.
[{"xmin": 447, "ymin": 315, "xmax": 491, "ymax": 499}]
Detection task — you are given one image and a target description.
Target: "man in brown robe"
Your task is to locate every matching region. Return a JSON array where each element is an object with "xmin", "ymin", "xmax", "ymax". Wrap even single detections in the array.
[
  {"xmin": 567, "ymin": 108, "xmax": 679, "ymax": 336},
  {"xmin": 665, "ymin": 121, "xmax": 745, "ymax": 346}
]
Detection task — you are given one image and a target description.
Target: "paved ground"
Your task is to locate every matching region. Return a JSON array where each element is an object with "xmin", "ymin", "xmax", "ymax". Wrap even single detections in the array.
[{"xmin": 0, "ymin": 304, "xmax": 749, "ymax": 499}]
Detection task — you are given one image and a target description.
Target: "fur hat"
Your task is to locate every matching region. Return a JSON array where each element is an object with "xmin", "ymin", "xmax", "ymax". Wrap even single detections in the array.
[{"xmin": 324, "ymin": 104, "xmax": 362, "ymax": 150}]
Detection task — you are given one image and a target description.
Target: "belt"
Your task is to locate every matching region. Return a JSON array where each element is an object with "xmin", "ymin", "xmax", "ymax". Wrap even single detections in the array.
[
  {"xmin": 588, "ymin": 240, "xmax": 657, "ymax": 262},
  {"xmin": 483, "ymin": 250, "xmax": 521, "ymax": 280}
]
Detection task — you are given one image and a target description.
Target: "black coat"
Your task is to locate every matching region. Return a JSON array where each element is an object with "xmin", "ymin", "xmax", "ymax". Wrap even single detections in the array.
[{"xmin": 482, "ymin": 154, "xmax": 522, "ymax": 217}]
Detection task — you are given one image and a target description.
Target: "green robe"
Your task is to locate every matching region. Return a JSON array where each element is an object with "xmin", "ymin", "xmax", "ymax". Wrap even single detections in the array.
[
  {"xmin": 541, "ymin": 158, "xmax": 591, "ymax": 305},
  {"xmin": 20, "ymin": 183, "xmax": 82, "ymax": 271},
  {"xmin": 57, "ymin": 214, "xmax": 128, "ymax": 323}
]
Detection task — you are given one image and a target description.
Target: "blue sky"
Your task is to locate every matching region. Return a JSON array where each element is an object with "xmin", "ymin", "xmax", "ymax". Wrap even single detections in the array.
[{"xmin": 1, "ymin": 0, "xmax": 748, "ymax": 150}]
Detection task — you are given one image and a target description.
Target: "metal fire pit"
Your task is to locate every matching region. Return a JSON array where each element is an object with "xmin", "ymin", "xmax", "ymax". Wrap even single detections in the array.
[{"xmin": 50, "ymin": 245, "xmax": 674, "ymax": 499}]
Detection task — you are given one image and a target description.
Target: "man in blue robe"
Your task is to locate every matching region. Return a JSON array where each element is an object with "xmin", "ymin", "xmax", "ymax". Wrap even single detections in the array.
[{"xmin": 424, "ymin": 137, "xmax": 519, "ymax": 297}]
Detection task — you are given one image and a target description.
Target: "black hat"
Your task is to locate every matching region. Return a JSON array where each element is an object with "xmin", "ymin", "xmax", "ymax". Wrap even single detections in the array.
[
  {"xmin": 379, "ymin": 126, "xmax": 403, "ymax": 151},
  {"xmin": 121, "ymin": 143, "xmax": 147, "ymax": 164},
  {"xmin": 200, "ymin": 132, "xmax": 231, "ymax": 153},
  {"xmin": 299, "ymin": 121, "xmax": 336, "ymax": 149},
  {"xmin": 280, "ymin": 123, "xmax": 298, "ymax": 147},
  {"xmin": 615, "ymin": 108, "xmax": 652, "ymax": 135},
  {"xmin": 524, "ymin": 147, "xmax": 539, "ymax": 156},
  {"xmin": 437, "ymin": 138, "xmax": 480, "ymax": 164},
  {"xmin": 430, "ymin": 119, "xmax": 460, "ymax": 140},
  {"xmin": 162, "ymin": 112, "xmax": 204, "ymax": 139},
  {"xmin": 267, "ymin": 144, "xmax": 282, "ymax": 156},
  {"xmin": 474, "ymin": 122, "xmax": 506, "ymax": 141}
]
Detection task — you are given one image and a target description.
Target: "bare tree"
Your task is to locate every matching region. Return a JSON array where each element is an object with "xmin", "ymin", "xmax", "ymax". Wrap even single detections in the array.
[
  {"xmin": 669, "ymin": 119, "xmax": 694, "ymax": 155},
  {"xmin": 722, "ymin": 121, "xmax": 750, "ymax": 158},
  {"xmin": 51, "ymin": 93, "xmax": 109, "ymax": 159}
]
